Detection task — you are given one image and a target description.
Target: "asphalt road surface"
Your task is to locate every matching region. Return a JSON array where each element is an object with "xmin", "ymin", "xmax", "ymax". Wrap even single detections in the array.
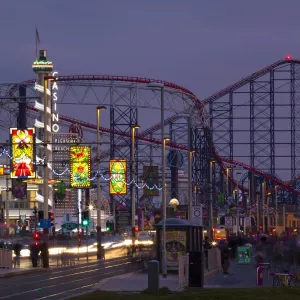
[
  {"xmin": 0, "ymin": 256, "xmax": 141, "ymax": 300},
  {"xmin": 19, "ymin": 247, "xmax": 128, "ymax": 268}
]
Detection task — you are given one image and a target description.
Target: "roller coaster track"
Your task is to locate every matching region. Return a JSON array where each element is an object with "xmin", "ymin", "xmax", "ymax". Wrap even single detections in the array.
[{"xmin": 7, "ymin": 59, "xmax": 300, "ymax": 194}]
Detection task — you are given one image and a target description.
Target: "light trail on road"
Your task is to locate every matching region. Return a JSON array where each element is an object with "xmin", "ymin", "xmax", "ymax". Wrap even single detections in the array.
[{"xmin": 0, "ymin": 256, "xmax": 140, "ymax": 300}]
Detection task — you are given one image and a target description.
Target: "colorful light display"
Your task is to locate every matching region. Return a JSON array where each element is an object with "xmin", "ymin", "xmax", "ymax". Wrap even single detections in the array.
[
  {"xmin": 32, "ymin": 59, "xmax": 53, "ymax": 72},
  {"xmin": 0, "ymin": 165, "xmax": 10, "ymax": 176},
  {"xmin": 109, "ymin": 160, "xmax": 127, "ymax": 195},
  {"xmin": 70, "ymin": 146, "xmax": 91, "ymax": 188},
  {"xmin": 23, "ymin": 179, "xmax": 61, "ymax": 185},
  {"xmin": 10, "ymin": 128, "xmax": 35, "ymax": 179}
]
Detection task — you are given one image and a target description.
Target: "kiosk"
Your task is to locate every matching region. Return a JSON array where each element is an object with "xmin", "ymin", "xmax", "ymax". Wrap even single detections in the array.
[{"xmin": 154, "ymin": 218, "xmax": 203, "ymax": 272}]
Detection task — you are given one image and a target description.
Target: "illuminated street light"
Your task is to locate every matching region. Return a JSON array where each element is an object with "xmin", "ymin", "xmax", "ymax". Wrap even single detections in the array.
[{"xmin": 96, "ymin": 105, "xmax": 106, "ymax": 259}]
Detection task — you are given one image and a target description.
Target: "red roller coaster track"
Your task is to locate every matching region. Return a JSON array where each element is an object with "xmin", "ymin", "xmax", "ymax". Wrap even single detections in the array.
[{"xmin": 19, "ymin": 60, "xmax": 300, "ymax": 195}]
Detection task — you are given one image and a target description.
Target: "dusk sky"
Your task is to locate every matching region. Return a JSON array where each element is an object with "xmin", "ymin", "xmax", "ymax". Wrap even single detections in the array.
[
  {"xmin": 1, "ymin": 1, "xmax": 300, "ymax": 180},
  {"xmin": 1, "ymin": 0, "xmax": 300, "ymax": 98}
]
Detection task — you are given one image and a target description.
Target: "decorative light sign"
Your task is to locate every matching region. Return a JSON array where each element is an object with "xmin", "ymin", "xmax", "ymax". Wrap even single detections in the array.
[
  {"xmin": 23, "ymin": 179, "xmax": 61, "ymax": 185},
  {"xmin": 33, "ymin": 70, "xmax": 60, "ymax": 133},
  {"xmin": 10, "ymin": 128, "xmax": 36, "ymax": 179},
  {"xmin": 32, "ymin": 60, "xmax": 53, "ymax": 73},
  {"xmin": 109, "ymin": 160, "xmax": 127, "ymax": 195},
  {"xmin": 0, "ymin": 165, "xmax": 10, "ymax": 176},
  {"xmin": 70, "ymin": 146, "xmax": 91, "ymax": 188},
  {"xmin": 51, "ymin": 71, "xmax": 60, "ymax": 133}
]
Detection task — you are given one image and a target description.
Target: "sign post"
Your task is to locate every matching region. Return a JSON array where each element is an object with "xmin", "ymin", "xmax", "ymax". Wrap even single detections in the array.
[{"xmin": 237, "ymin": 246, "xmax": 252, "ymax": 264}]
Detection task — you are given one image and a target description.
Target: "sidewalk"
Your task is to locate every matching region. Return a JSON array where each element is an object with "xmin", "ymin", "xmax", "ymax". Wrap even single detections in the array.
[
  {"xmin": 93, "ymin": 268, "xmax": 221, "ymax": 292},
  {"xmin": 93, "ymin": 272, "xmax": 182, "ymax": 292},
  {"xmin": 93, "ymin": 258, "xmax": 273, "ymax": 292},
  {"xmin": 205, "ymin": 258, "xmax": 272, "ymax": 288},
  {"xmin": 0, "ymin": 267, "xmax": 47, "ymax": 278}
]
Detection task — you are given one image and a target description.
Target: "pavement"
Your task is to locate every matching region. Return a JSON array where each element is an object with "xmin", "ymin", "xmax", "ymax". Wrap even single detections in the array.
[
  {"xmin": 93, "ymin": 257, "xmax": 272, "ymax": 293},
  {"xmin": 93, "ymin": 272, "xmax": 182, "ymax": 292},
  {"xmin": 0, "ymin": 267, "xmax": 47, "ymax": 278},
  {"xmin": 204, "ymin": 258, "xmax": 265, "ymax": 288}
]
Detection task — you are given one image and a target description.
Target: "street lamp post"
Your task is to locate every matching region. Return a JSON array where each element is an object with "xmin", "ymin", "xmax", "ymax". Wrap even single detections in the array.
[
  {"xmin": 188, "ymin": 148, "xmax": 196, "ymax": 221},
  {"xmin": 209, "ymin": 160, "xmax": 215, "ymax": 239},
  {"xmin": 96, "ymin": 106, "xmax": 106, "ymax": 259},
  {"xmin": 176, "ymin": 114, "xmax": 194, "ymax": 221},
  {"xmin": 147, "ymin": 82, "xmax": 167, "ymax": 277},
  {"xmin": 5, "ymin": 140, "xmax": 9, "ymax": 235},
  {"xmin": 226, "ymin": 168, "xmax": 231, "ymax": 197},
  {"xmin": 275, "ymin": 185, "xmax": 278, "ymax": 234},
  {"xmin": 131, "ymin": 125, "xmax": 140, "ymax": 243},
  {"xmin": 262, "ymin": 180, "xmax": 266, "ymax": 234},
  {"xmin": 235, "ymin": 172, "xmax": 242, "ymax": 235},
  {"xmin": 162, "ymin": 136, "xmax": 170, "ymax": 277},
  {"xmin": 42, "ymin": 77, "xmax": 51, "ymax": 268}
]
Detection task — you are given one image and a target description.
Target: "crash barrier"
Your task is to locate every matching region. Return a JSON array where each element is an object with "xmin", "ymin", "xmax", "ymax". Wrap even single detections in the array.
[{"xmin": 0, "ymin": 249, "xmax": 13, "ymax": 269}]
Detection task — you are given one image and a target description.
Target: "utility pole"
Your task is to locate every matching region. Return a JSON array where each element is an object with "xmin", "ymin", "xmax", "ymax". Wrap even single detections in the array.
[{"xmin": 5, "ymin": 141, "xmax": 9, "ymax": 237}]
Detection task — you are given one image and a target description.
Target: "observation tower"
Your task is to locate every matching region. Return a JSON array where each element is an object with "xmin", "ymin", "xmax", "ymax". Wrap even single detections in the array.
[{"xmin": 32, "ymin": 50, "xmax": 53, "ymax": 216}]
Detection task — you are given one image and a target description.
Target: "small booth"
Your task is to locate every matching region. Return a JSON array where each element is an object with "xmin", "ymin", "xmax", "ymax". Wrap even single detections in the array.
[{"xmin": 154, "ymin": 218, "xmax": 203, "ymax": 271}]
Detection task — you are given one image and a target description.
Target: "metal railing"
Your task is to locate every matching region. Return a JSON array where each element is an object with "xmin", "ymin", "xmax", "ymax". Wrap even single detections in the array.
[{"xmin": 0, "ymin": 249, "xmax": 13, "ymax": 269}]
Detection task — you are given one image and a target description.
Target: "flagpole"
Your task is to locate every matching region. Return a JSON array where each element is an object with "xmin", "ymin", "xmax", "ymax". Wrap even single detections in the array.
[{"xmin": 35, "ymin": 26, "xmax": 40, "ymax": 59}]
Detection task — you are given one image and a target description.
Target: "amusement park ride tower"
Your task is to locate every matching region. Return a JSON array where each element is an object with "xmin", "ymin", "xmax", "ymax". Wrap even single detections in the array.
[{"xmin": 32, "ymin": 50, "xmax": 53, "ymax": 251}]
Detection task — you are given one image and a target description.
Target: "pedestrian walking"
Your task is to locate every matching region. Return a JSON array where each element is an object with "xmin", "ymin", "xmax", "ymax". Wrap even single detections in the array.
[{"xmin": 13, "ymin": 241, "xmax": 22, "ymax": 267}]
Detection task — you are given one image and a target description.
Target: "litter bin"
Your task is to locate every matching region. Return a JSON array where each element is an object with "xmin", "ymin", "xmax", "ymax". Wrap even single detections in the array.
[{"xmin": 189, "ymin": 250, "xmax": 204, "ymax": 287}]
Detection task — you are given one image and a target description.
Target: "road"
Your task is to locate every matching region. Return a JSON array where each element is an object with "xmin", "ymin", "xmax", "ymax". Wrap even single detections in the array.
[
  {"xmin": 18, "ymin": 247, "xmax": 128, "ymax": 268},
  {"xmin": 0, "ymin": 256, "xmax": 141, "ymax": 300}
]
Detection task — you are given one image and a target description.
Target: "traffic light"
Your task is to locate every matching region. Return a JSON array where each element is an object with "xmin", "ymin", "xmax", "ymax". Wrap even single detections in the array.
[
  {"xmin": 134, "ymin": 226, "xmax": 138, "ymax": 233},
  {"xmin": 106, "ymin": 221, "xmax": 114, "ymax": 232},
  {"xmin": 106, "ymin": 221, "xmax": 111, "ymax": 231},
  {"xmin": 82, "ymin": 211, "xmax": 89, "ymax": 227},
  {"xmin": 33, "ymin": 232, "xmax": 40, "ymax": 240},
  {"xmin": 78, "ymin": 232, "xmax": 82, "ymax": 247},
  {"xmin": 240, "ymin": 226, "xmax": 244, "ymax": 232},
  {"xmin": 48, "ymin": 212, "xmax": 54, "ymax": 227},
  {"xmin": 38, "ymin": 211, "xmax": 44, "ymax": 222}
]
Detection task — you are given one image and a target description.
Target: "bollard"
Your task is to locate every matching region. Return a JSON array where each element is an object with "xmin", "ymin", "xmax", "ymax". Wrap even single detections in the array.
[
  {"xmin": 148, "ymin": 260, "xmax": 159, "ymax": 293},
  {"xmin": 257, "ymin": 265, "xmax": 263, "ymax": 286},
  {"xmin": 259, "ymin": 263, "xmax": 270, "ymax": 283}
]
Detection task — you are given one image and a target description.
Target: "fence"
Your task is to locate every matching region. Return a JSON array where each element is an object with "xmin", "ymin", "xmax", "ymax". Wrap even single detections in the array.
[
  {"xmin": 205, "ymin": 247, "xmax": 222, "ymax": 273},
  {"xmin": 0, "ymin": 249, "xmax": 13, "ymax": 269}
]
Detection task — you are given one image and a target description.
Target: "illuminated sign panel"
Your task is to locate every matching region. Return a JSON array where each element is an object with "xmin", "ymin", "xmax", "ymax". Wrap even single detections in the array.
[
  {"xmin": 51, "ymin": 71, "xmax": 60, "ymax": 132},
  {"xmin": 143, "ymin": 166, "xmax": 159, "ymax": 196},
  {"xmin": 70, "ymin": 146, "xmax": 91, "ymax": 188},
  {"xmin": 10, "ymin": 128, "xmax": 36, "ymax": 179},
  {"xmin": 109, "ymin": 160, "xmax": 127, "ymax": 195},
  {"xmin": 0, "ymin": 166, "xmax": 10, "ymax": 176}
]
